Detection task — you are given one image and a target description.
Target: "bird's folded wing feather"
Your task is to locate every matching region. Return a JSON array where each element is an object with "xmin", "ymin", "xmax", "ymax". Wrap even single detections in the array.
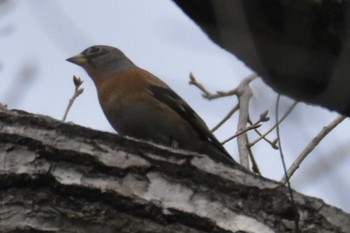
[{"xmin": 148, "ymin": 84, "xmax": 233, "ymax": 161}]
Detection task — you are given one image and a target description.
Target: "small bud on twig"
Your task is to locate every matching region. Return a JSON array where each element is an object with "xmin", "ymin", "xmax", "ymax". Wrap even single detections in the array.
[{"xmin": 62, "ymin": 76, "xmax": 85, "ymax": 122}]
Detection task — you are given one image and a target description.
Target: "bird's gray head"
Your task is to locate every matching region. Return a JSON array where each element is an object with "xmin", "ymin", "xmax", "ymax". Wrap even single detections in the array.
[{"xmin": 67, "ymin": 45, "xmax": 136, "ymax": 74}]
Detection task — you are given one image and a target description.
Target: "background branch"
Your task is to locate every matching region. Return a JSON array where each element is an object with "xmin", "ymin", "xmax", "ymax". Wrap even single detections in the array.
[{"xmin": 281, "ymin": 115, "xmax": 347, "ymax": 183}]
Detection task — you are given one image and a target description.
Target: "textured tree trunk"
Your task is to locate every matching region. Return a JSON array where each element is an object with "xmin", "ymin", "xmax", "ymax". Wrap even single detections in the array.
[{"xmin": 0, "ymin": 109, "xmax": 349, "ymax": 233}]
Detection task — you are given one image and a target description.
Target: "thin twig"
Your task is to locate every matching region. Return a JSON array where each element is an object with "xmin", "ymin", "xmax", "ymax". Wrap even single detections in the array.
[
  {"xmin": 247, "ymin": 145, "xmax": 261, "ymax": 175},
  {"xmin": 189, "ymin": 72, "xmax": 258, "ymax": 169},
  {"xmin": 211, "ymin": 104, "xmax": 239, "ymax": 132},
  {"xmin": 248, "ymin": 117, "xmax": 279, "ymax": 149},
  {"xmin": 223, "ymin": 110, "xmax": 270, "ymax": 145},
  {"xmin": 62, "ymin": 76, "xmax": 84, "ymax": 122},
  {"xmin": 189, "ymin": 73, "xmax": 258, "ymax": 100},
  {"xmin": 222, "ymin": 123, "xmax": 261, "ymax": 145},
  {"xmin": 249, "ymin": 101, "xmax": 298, "ymax": 148},
  {"xmin": 275, "ymin": 95, "xmax": 300, "ymax": 231},
  {"xmin": 189, "ymin": 72, "xmax": 214, "ymax": 98},
  {"xmin": 281, "ymin": 114, "xmax": 347, "ymax": 183}
]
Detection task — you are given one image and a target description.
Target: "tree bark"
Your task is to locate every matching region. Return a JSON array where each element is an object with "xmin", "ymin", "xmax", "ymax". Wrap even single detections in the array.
[{"xmin": 0, "ymin": 109, "xmax": 349, "ymax": 233}]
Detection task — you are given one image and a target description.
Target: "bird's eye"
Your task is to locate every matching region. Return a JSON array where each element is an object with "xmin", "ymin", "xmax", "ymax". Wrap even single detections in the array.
[{"xmin": 84, "ymin": 46, "xmax": 102, "ymax": 56}]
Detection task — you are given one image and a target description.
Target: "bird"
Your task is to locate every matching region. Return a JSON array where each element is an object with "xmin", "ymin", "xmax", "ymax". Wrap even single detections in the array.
[{"xmin": 66, "ymin": 45, "xmax": 235, "ymax": 165}]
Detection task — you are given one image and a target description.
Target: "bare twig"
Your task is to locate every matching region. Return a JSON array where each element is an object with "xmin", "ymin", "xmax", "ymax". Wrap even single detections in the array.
[
  {"xmin": 281, "ymin": 114, "xmax": 347, "ymax": 183},
  {"xmin": 235, "ymin": 74, "xmax": 257, "ymax": 167},
  {"xmin": 248, "ymin": 118, "xmax": 279, "ymax": 149},
  {"xmin": 189, "ymin": 72, "xmax": 213, "ymax": 98},
  {"xmin": 246, "ymin": 111, "xmax": 271, "ymax": 175},
  {"xmin": 247, "ymin": 146, "xmax": 261, "ymax": 175},
  {"xmin": 222, "ymin": 123, "xmax": 261, "ymax": 145},
  {"xmin": 211, "ymin": 104, "xmax": 239, "ymax": 132},
  {"xmin": 223, "ymin": 110, "xmax": 269, "ymax": 148},
  {"xmin": 274, "ymin": 95, "xmax": 300, "ymax": 231},
  {"xmin": 189, "ymin": 73, "xmax": 258, "ymax": 100},
  {"xmin": 62, "ymin": 76, "xmax": 84, "ymax": 122},
  {"xmin": 249, "ymin": 101, "xmax": 298, "ymax": 149},
  {"xmin": 190, "ymin": 72, "xmax": 258, "ymax": 169}
]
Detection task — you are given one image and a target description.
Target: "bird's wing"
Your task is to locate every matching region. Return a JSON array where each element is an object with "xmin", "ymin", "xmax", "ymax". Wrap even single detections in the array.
[{"xmin": 148, "ymin": 84, "xmax": 233, "ymax": 161}]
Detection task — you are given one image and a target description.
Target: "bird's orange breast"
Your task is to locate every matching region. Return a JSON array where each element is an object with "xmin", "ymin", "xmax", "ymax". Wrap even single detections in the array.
[{"xmin": 96, "ymin": 68, "xmax": 167, "ymax": 111}]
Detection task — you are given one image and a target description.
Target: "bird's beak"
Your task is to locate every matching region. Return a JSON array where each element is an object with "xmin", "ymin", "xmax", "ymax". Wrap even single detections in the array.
[{"xmin": 66, "ymin": 53, "xmax": 88, "ymax": 66}]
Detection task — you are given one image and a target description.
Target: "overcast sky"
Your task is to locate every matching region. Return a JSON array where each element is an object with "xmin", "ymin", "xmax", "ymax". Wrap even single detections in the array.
[{"xmin": 1, "ymin": 0, "xmax": 350, "ymax": 212}]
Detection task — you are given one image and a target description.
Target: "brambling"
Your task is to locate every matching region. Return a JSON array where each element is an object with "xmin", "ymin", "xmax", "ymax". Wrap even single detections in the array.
[{"xmin": 67, "ymin": 45, "xmax": 235, "ymax": 165}]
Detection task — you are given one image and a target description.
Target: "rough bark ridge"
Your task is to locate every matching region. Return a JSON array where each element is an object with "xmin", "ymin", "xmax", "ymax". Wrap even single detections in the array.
[{"xmin": 0, "ymin": 109, "xmax": 349, "ymax": 233}]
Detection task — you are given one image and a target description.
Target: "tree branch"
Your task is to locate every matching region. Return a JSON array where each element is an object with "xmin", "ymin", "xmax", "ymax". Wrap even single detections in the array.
[{"xmin": 0, "ymin": 109, "xmax": 349, "ymax": 233}]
